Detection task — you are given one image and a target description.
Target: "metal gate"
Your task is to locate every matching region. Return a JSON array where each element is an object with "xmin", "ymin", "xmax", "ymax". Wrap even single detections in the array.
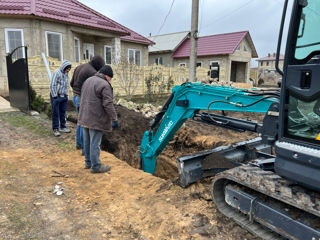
[{"xmin": 6, "ymin": 46, "xmax": 30, "ymax": 111}]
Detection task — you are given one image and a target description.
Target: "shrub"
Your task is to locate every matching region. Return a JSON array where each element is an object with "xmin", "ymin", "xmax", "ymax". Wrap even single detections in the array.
[{"xmin": 29, "ymin": 86, "xmax": 46, "ymax": 112}]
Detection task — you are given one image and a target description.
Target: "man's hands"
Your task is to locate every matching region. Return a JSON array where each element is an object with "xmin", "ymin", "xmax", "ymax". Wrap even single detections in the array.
[{"xmin": 112, "ymin": 120, "xmax": 119, "ymax": 129}]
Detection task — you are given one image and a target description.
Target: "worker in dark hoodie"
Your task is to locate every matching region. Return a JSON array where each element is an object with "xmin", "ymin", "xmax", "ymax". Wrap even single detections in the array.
[
  {"xmin": 50, "ymin": 60, "xmax": 72, "ymax": 137},
  {"xmin": 70, "ymin": 55, "xmax": 105, "ymax": 152}
]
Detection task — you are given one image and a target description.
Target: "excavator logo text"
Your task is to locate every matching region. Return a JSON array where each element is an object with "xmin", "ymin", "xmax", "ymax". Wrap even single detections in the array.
[{"xmin": 159, "ymin": 120, "xmax": 174, "ymax": 142}]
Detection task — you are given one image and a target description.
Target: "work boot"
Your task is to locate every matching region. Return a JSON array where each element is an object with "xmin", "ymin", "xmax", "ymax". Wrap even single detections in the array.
[
  {"xmin": 90, "ymin": 165, "xmax": 111, "ymax": 173},
  {"xmin": 53, "ymin": 129, "xmax": 61, "ymax": 137},
  {"xmin": 59, "ymin": 128, "xmax": 71, "ymax": 133}
]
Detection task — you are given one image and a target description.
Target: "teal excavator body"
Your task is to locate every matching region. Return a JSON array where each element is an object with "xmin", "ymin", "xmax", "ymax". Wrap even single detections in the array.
[{"xmin": 139, "ymin": 82, "xmax": 279, "ymax": 175}]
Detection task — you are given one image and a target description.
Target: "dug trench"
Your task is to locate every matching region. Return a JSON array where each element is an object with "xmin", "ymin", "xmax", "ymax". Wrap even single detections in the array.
[{"xmin": 68, "ymin": 104, "xmax": 263, "ymax": 180}]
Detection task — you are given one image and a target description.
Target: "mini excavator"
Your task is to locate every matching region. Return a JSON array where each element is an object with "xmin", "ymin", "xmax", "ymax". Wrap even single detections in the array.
[{"xmin": 139, "ymin": 0, "xmax": 320, "ymax": 239}]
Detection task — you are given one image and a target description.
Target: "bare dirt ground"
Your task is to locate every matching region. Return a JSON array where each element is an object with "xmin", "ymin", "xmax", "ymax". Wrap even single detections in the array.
[{"xmin": 0, "ymin": 108, "xmax": 261, "ymax": 240}]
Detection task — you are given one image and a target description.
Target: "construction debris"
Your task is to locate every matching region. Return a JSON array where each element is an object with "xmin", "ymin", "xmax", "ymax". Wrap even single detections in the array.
[{"xmin": 116, "ymin": 99, "xmax": 161, "ymax": 118}]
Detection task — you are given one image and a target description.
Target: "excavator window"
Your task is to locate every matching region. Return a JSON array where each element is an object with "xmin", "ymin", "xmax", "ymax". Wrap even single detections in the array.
[
  {"xmin": 295, "ymin": 1, "xmax": 320, "ymax": 61},
  {"xmin": 287, "ymin": 96, "xmax": 320, "ymax": 141},
  {"xmin": 284, "ymin": 0, "xmax": 320, "ymax": 143}
]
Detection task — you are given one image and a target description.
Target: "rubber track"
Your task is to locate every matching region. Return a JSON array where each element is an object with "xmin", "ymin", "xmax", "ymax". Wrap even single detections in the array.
[{"xmin": 212, "ymin": 166, "xmax": 320, "ymax": 240}]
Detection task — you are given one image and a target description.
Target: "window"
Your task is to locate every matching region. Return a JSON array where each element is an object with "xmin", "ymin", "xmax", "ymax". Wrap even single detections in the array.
[
  {"xmin": 244, "ymin": 46, "xmax": 247, "ymax": 52},
  {"xmin": 179, "ymin": 63, "xmax": 186, "ymax": 67},
  {"xmin": 155, "ymin": 57, "xmax": 163, "ymax": 65},
  {"xmin": 83, "ymin": 43, "xmax": 94, "ymax": 60},
  {"xmin": 295, "ymin": 0, "xmax": 320, "ymax": 60},
  {"xmin": 45, "ymin": 31, "xmax": 62, "ymax": 61},
  {"xmin": 236, "ymin": 45, "xmax": 240, "ymax": 51},
  {"xmin": 209, "ymin": 61, "xmax": 220, "ymax": 68},
  {"xmin": 266, "ymin": 61, "xmax": 269, "ymax": 66},
  {"xmin": 104, "ymin": 45, "xmax": 112, "ymax": 64},
  {"xmin": 261, "ymin": 61, "xmax": 264, "ymax": 66},
  {"xmin": 4, "ymin": 28, "xmax": 24, "ymax": 58},
  {"xmin": 128, "ymin": 49, "xmax": 141, "ymax": 66},
  {"xmin": 74, "ymin": 37, "xmax": 80, "ymax": 62},
  {"xmin": 196, "ymin": 62, "xmax": 202, "ymax": 67}
]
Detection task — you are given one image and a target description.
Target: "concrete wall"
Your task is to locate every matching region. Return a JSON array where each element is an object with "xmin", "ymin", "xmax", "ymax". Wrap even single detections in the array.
[
  {"xmin": 0, "ymin": 17, "xmax": 149, "ymax": 95},
  {"xmin": 173, "ymin": 55, "xmax": 229, "ymax": 81},
  {"xmin": 148, "ymin": 52, "xmax": 174, "ymax": 67}
]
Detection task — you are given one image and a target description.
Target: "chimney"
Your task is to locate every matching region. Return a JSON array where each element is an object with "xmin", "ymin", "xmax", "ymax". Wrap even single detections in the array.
[
  {"xmin": 273, "ymin": 52, "xmax": 276, "ymax": 57},
  {"xmin": 149, "ymin": 33, "xmax": 152, "ymax": 37},
  {"xmin": 268, "ymin": 53, "xmax": 271, "ymax": 57}
]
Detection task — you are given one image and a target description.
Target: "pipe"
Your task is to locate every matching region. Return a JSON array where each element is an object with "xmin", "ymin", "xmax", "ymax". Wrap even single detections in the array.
[{"xmin": 41, "ymin": 52, "xmax": 51, "ymax": 80}]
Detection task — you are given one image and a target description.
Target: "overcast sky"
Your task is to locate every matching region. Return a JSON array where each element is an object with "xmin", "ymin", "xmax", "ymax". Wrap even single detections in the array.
[{"xmin": 78, "ymin": 0, "xmax": 292, "ymax": 67}]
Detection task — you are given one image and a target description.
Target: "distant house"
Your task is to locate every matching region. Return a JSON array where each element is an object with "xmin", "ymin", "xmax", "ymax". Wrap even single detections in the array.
[
  {"xmin": 257, "ymin": 53, "xmax": 284, "ymax": 72},
  {"xmin": 256, "ymin": 53, "xmax": 284, "ymax": 86},
  {"xmin": 0, "ymin": 0, "xmax": 153, "ymax": 95},
  {"xmin": 148, "ymin": 31, "xmax": 189, "ymax": 67},
  {"xmin": 148, "ymin": 31, "xmax": 258, "ymax": 83}
]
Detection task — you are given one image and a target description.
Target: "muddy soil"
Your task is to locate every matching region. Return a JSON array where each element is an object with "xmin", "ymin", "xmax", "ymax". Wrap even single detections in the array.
[{"xmin": 0, "ymin": 112, "xmax": 260, "ymax": 240}]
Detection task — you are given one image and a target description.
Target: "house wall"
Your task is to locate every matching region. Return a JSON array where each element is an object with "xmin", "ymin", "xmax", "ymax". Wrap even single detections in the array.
[
  {"xmin": 169, "ymin": 38, "xmax": 253, "ymax": 83},
  {"xmin": 148, "ymin": 52, "xmax": 174, "ymax": 67},
  {"xmin": 227, "ymin": 38, "xmax": 252, "ymax": 83},
  {"xmin": 0, "ymin": 17, "xmax": 149, "ymax": 95},
  {"xmin": 121, "ymin": 41, "xmax": 149, "ymax": 66},
  {"xmin": 173, "ymin": 56, "xmax": 229, "ymax": 82},
  {"xmin": 258, "ymin": 59, "xmax": 284, "ymax": 71}
]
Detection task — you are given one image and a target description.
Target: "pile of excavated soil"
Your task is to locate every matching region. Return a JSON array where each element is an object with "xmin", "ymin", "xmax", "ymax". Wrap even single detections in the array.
[{"xmin": 96, "ymin": 106, "xmax": 263, "ymax": 180}]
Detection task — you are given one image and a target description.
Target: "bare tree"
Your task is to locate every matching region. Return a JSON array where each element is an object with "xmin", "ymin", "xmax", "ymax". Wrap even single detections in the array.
[{"xmin": 114, "ymin": 58, "xmax": 141, "ymax": 100}]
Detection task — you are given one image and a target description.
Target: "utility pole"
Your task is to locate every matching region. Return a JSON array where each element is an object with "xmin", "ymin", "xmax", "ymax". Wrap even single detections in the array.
[{"xmin": 189, "ymin": 0, "xmax": 199, "ymax": 82}]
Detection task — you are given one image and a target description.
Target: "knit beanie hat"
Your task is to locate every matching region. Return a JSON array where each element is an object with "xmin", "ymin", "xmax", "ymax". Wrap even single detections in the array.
[{"xmin": 99, "ymin": 65, "xmax": 113, "ymax": 78}]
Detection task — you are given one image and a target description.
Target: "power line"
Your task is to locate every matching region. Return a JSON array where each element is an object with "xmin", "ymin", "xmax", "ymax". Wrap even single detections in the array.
[
  {"xmin": 202, "ymin": 0, "xmax": 256, "ymax": 31},
  {"xmin": 157, "ymin": 0, "xmax": 176, "ymax": 35}
]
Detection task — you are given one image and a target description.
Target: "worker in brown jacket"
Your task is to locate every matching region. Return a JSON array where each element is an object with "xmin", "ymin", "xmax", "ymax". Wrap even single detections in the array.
[
  {"xmin": 70, "ymin": 55, "xmax": 105, "ymax": 153},
  {"xmin": 78, "ymin": 65, "xmax": 118, "ymax": 173}
]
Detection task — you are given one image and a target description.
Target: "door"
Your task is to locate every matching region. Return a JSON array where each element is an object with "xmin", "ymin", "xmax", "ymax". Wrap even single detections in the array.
[
  {"xmin": 6, "ymin": 46, "xmax": 30, "ymax": 111},
  {"xmin": 83, "ymin": 43, "xmax": 94, "ymax": 60},
  {"xmin": 275, "ymin": 0, "xmax": 320, "ymax": 191}
]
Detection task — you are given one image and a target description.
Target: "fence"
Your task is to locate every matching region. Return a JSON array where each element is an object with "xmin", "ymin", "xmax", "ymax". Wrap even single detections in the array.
[{"xmin": 28, "ymin": 55, "xmax": 250, "ymax": 100}]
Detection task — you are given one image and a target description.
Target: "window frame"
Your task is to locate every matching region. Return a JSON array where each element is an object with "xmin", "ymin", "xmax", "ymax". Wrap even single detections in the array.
[
  {"xmin": 74, "ymin": 37, "xmax": 80, "ymax": 62},
  {"xmin": 128, "ymin": 48, "xmax": 141, "ymax": 66},
  {"xmin": 196, "ymin": 61, "xmax": 202, "ymax": 67},
  {"xmin": 209, "ymin": 60, "xmax": 220, "ymax": 68},
  {"xmin": 4, "ymin": 28, "xmax": 25, "ymax": 56},
  {"xmin": 45, "ymin": 31, "xmax": 63, "ymax": 61},
  {"xmin": 179, "ymin": 62, "xmax": 187, "ymax": 67},
  {"xmin": 104, "ymin": 45, "xmax": 112, "ymax": 64},
  {"xmin": 155, "ymin": 57, "xmax": 163, "ymax": 65}
]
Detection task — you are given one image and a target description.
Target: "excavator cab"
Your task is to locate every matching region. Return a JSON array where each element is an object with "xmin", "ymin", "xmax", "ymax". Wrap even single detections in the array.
[{"xmin": 275, "ymin": 0, "xmax": 320, "ymax": 191}]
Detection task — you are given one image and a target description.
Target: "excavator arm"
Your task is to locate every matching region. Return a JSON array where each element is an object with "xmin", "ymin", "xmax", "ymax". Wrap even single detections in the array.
[{"xmin": 139, "ymin": 82, "xmax": 279, "ymax": 175}]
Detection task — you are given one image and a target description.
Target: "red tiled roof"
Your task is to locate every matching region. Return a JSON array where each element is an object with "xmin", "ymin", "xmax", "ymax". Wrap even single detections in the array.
[
  {"xmin": 257, "ymin": 54, "xmax": 284, "ymax": 61},
  {"xmin": 0, "ymin": 0, "xmax": 153, "ymax": 45},
  {"xmin": 172, "ymin": 31, "xmax": 258, "ymax": 58}
]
